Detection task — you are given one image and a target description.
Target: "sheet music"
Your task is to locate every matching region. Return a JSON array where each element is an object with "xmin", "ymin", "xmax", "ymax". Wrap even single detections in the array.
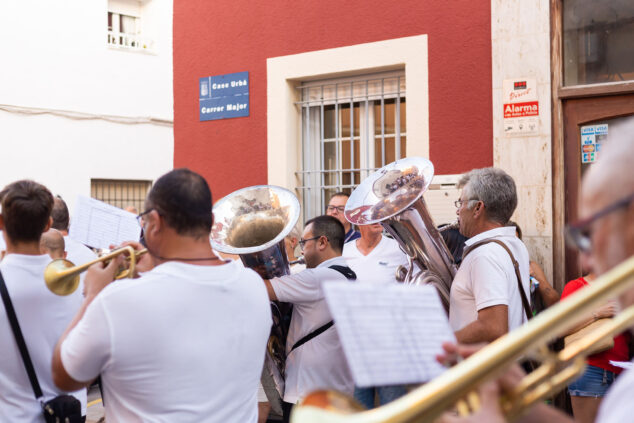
[
  {"xmin": 323, "ymin": 282, "xmax": 454, "ymax": 387},
  {"xmin": 69, "ymin": 195, "xmax": 141, "ymax": 249}
]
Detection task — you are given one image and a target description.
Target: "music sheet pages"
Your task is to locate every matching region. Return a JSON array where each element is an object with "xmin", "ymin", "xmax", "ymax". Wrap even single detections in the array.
[
  {"xmin": 69, "ymin": 195, "xmax": 141, "ymax": 249},
  {"xmin": 323, "ymin": 283, "xmax": 454, "ymax": 388}
]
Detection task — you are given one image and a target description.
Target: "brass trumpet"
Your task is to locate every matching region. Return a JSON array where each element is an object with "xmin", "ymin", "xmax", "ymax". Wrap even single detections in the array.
[
  {"xmin": 291, "ymin": 256, "xmax": 634, "ymax": 423},
  {"xmin": 44, "ymin": 246, "xmax": 148, "ymax": 296}
]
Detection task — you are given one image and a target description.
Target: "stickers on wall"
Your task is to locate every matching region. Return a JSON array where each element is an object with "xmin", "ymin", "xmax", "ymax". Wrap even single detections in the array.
[
  {"xmin": 580, "ymin": 123, "xmax": 607, "ymax": 164},
  {"xmin": 502, "ymin": 78, "xmax": 539, "ymax": 136}
]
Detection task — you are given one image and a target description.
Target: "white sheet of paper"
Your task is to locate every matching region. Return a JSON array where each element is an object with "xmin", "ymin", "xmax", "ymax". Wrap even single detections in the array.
[
  {"xmin": 609, "ymin": 360, "xmax": 633, "ymax": 370},
  {"xmin": 69, "ymin": 195, "xmax": 141, "ymax": 249},
  {"xmin": 323, "ymin": 282, "xmax": 455, "ymax": 387}
]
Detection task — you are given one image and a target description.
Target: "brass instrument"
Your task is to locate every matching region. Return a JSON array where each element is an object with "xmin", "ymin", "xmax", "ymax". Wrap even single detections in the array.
[
  {"xmin": 44, "ymin": 246, "xmax": 147, "ymax": 296},
  {"xmin": 291, "ymin": 256, "xmax": 634, "ymax": 422},
  {"xmin": 210, "ymin": 185, "xmax": 300, "ymax": 417},
  {"xmin": 344, "ymin": 157, "xmax": 457, "ymax": 310}
]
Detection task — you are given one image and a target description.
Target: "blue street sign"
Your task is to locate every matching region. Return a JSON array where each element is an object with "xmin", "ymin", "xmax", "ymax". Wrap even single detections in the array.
[{"xmin": 199, "ymin": 71, "xmax": 249, "ymax": 121}]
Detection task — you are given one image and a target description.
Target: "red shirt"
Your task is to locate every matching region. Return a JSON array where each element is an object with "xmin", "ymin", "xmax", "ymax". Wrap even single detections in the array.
[{"xmin": 561, "ymin": 277, "xmax": 630, "ymax": 374}]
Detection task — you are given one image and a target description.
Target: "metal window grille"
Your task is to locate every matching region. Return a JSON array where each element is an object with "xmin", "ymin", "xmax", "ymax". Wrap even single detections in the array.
[
  {"xmin": 295, "ymin": 71, "xmax": 406, "ymax": 223},
  {"xmin": 91, "ymin": 179, "xmax": 152, "ymax": 213}
]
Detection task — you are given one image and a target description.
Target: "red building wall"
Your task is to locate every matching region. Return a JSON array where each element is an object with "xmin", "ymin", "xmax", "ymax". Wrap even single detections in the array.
[{"xmin": 173, "ymin": 0, "xmax": 492, "ymax": 199}]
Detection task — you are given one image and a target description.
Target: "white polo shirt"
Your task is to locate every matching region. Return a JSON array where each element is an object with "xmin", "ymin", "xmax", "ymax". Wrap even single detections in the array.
[
  {"xmin": 270, "ymin": 256, "xmax": 354, "ymax": 404},
  {"xmin": 597, "ymin": 363, "xmax": 634, "ymax": 422},
  {"xmin": 61, "ymin": 259, "xmax": 272, "ymax": 423},
  {"xmin": 0, "ymin": 254, "xmax": 86, "ymax": 422},
  {"xmin": 343, "ymin": 235, "xmax": 408, "ymax": 285},
  {"xmin": 449, "ymin": 227, "xmax": 530, "ymax": 332}
]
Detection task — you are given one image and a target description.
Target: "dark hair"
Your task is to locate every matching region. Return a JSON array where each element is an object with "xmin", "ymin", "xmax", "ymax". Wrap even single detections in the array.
[
  {"xmin": 305, "ymin": 215, "xmax": 345, "ymax": 253},
  {"xmin": 507, "ymin": 220, "xmax": 522, "ymax": 240},
  {"xmin": 0, "ymin": 180, "xmax": 54, "ymax": 243},
  {"xmin": 146, "ymin": 168, "xmax": 213, "ymax": 239},
  {"xmin": 330, "ymin": 192, "xmax": 350, "ymax": 201},
  {"xmin": 51, "ymin": 196, "xmax": 70, "ymax": 231}
]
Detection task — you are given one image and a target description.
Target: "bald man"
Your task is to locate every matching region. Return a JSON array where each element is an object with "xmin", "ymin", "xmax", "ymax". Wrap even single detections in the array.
[
  {"xmin": 40, "ymin": 228, "xmax": 67, "ymax": 260},
  {"xmin": 438, "ymin": 120, "xmax": 634, "ymax": 423}
]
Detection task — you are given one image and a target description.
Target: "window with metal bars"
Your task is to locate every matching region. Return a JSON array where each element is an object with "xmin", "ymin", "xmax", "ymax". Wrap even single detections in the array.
[
  {"xmin": 91, "ymin": 179, "xmax": 152, "ymax": 213},
  {"xmin": 296, "ymin": 71, "xmax": 406, "ymax": 222}
]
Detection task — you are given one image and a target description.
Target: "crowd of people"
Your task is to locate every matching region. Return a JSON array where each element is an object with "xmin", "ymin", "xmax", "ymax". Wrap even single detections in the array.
[{"xmin": 0, "ymin": 130, "xmax": 632, "ymax": 423}]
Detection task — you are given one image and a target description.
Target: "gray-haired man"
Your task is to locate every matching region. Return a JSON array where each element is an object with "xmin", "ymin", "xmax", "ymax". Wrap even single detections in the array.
[{"xmin": 450, "ymin": 167, "xmax": 531, "ymax": 344}]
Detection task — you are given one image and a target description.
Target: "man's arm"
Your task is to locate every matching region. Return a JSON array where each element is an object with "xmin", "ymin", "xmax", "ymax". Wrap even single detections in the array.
[
  {"xmin": 454, "ymin": 305, "xmax": 508, "ymax": 344},
  {"xmin": 52, "ymin": 257, "xmax": 122, "ymax": 391},
  {"xmin": 263, "ymin": 279, "xmax": 277, "ymax": 301}
]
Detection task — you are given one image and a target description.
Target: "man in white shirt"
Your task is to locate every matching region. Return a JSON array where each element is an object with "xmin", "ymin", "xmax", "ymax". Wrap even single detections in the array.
[
  {"xmin": 449, "ymin": 167, "xmax": 530, "ymax": 344},
  {"xmin": 436, "ymin": 107, "xmax": 634, "ymax": 423},
  {"xmin": 263, "ymin": 215, "xmax": 355, "ymax": 423},
  {"xmin": 52, "ymin": 168, "xmax": 272, "ymax": 423},
  {"xmin": 0, "ymin": 180, "xmax": 86, "ymax": 422},
  {"xmin": 51, "ymin": 196, "xmax": 96, "ymax": 266}
]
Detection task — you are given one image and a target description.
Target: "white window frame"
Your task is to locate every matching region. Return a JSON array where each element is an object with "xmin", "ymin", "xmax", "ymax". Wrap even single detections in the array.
[
  {"xmin": 296, "ymin": 71, "xmax": 406, "ymax": 221},
  {"xmin": 107, "ymin": 1, "xmax": 154, "ymax": 52},
  {"xmin": 266, "ymin": 35, "xmax": 429, "ymax": 219}
]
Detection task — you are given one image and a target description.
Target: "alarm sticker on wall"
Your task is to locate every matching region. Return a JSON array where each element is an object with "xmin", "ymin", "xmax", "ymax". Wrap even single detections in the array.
[{"xmin": 502, "ymin": 78, "xmax": 539, "ymax": 136}]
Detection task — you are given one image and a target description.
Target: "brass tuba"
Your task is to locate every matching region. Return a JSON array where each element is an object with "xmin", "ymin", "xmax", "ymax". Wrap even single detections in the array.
[
  {"xmin": 344, "ymin": 157, "xmax": 457, "ymax": 310},
  {"xmin": 210, "ymin": 185, "xmax": 300, "ymax": 417}
]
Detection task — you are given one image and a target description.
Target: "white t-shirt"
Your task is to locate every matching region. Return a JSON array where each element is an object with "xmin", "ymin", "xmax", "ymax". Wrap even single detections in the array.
[
  {"xmin": 270, "ymin": 256, "xmax": 354, "ymax": 404},
  {"xmin": 61, "ymin": 259, "xmax": 272, "ymax": 423},
  {"xmin": 0, "ymin": 254, "xmax": 86, "ymax": 422},
  {"xmin": 449, "ymin": 227, "xmax": 530, "ymax": 332},
  {"xmin": 343, "ymin": 236, "xmax": 408, "ymax": 285},
  {"xmin": 596, "ymin": 363, "xmax": 634, "ymax": 422}
]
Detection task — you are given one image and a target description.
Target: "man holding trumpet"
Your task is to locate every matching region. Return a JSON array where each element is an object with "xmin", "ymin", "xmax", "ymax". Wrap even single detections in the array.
[{"xmin": 52, "ymin": 168, "xmax": 272, "ymax": 422}]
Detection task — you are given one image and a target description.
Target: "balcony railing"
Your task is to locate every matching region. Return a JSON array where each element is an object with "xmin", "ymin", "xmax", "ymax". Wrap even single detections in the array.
[{"xmin": 107, "ymin": 31, "xmax": 154, "ymax": 52}]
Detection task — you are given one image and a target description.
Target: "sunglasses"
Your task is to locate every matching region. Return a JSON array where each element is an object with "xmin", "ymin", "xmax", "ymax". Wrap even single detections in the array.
[{"xmin": 566, "ymin": 192, "xmax": 634, "ymax": 253}]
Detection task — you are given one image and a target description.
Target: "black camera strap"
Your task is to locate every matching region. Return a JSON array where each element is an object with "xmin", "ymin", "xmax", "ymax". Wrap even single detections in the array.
[
  {"xmin": 0, "ymin": 270, "xmax": 44, "ymax": 400},
  {"xmin": 290, "ymin": 264, "xmax": 356, "ymax": 353}
]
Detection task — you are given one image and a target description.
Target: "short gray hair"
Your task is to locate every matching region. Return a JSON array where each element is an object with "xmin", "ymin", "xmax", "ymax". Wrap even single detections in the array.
[{"xmin": 458, "ymin": 167, "xmax": 517, "ymax": 225}]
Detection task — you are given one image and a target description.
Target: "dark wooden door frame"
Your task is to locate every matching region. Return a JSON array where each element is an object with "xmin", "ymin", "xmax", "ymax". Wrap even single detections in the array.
[{"xmin": 561, "ymin": 95, "xmax": 634, "ymax": 282}]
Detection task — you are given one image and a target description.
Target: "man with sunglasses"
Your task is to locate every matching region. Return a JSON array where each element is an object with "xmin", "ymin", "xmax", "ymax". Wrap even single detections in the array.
[
  {"xmin": 437, "ymin": 126, "xmax": 634, "ymax": 423},
  {"xmin": 263, "ymin": 215, "xmax": 355, "ymax": 423}
]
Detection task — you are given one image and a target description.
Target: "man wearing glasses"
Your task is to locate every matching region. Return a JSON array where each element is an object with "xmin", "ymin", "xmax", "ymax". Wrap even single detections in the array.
[
  {"xmin": 449, "ymin": 168, "xmax": 531, "ymax": 344},
  {"xmin": 437, "ymin": 126, "xmax": 634, "ymax": 423},
  {"xmin": 263, "ymin": 215, "xmax": 355, "ymax": 423},
  {"xmin": 326, "ymin": 192, "xmax": 360, "ymax": 243}
]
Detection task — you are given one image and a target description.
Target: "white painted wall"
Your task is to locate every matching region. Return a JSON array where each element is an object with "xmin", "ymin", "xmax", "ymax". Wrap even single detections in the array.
[
  {"xmin": 0, "ymin": 0, "xmax": 173, "ymax": 212},
  {"xmin": 491, "ymin": 0, "xmax": 553, "ymax": 282}
]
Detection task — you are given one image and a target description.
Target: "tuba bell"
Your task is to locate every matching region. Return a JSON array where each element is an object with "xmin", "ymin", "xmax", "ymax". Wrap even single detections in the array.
[
  {"xmin": 344, "ymin": 157, "xmax": 457, "ymax": 310},
  {"xmin": 210, "ymin": 185, "xmax": 300, "ymax": 417}
]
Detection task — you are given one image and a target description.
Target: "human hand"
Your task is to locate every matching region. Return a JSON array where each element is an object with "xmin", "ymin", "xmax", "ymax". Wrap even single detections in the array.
[
  {"xmin": 435, "ymin": 342, "xmax": 526, "ymax": 422},
  {"xmin": 594, "ymin": 300, "xmax": 618, "ymax": 319},
  {"xmin": 84, "ymin": 254, "xmax": 124, "ymax": 299},
  {"xmin": 116, "ymin": 241, "xmax": 155, "ymax": 276}
]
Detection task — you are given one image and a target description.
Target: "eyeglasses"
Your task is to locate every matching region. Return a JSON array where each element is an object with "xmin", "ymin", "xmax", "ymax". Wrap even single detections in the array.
[
  {"xmin": 566, "ymin": 192, "xmax": 634, "ymax": 253},
  {"xmin": 454, "ymin": 199, "xmax": 479, "ymax": 209},
  {"xmin": 136, "ymin": 208, "xmax": 155, "ymax": 227},
  {"xmin": 326, "ymin": 205, "xmax": 345, "ymax": 213},
  {"xmin": 298, "ymin": 235, "xmax": 323, "ymax": 248}
]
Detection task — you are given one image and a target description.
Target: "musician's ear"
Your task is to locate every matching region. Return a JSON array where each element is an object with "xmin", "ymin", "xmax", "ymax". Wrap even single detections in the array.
[
  {"xmin": 472, "ymin": 201, "xmax": 485, "ymax": 218},
  {"xmin": 0, "ymin": 214, "xmax": 4, "ymax": 231}
]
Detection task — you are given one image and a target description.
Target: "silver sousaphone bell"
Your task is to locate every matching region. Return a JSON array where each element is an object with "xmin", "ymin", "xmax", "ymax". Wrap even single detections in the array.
[
  {"xmin": 344, "ymin": 157, "xmax": 457, "ymax": 311},
  {"xmin": 210, "ymin": 185, "xmax": 300, "ymax": 416}
]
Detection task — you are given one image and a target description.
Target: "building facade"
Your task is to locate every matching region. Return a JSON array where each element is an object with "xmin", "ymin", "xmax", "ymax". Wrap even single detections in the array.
[
  {"xmin": 175, "ymin": 0, "xmax": 634, "ymax": 290},
  {"xmin": 0, "ymin": 0, "xmax": 174, "ymax": 213}
]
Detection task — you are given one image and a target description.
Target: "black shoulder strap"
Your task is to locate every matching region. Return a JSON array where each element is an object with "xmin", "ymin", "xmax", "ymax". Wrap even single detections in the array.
[
  {"xmin": 0, "ymin": 271, "xmax": 44, "ymax": 399},
  {"xmin": 328, "ymin": 265, "xmax": 357, "ymax": 280},
  {"xmin": 289, "ymin": 265, "xmax": 356, "ymax": 353},
  {"xmin": 462, "ymin": 239, "xmax": 532, "ymax": 322}
]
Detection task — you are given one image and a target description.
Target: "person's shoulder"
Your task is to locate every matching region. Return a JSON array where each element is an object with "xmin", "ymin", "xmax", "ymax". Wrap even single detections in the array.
[{"xmin": 561, "ymin": 277, "xmax": 586, "ymax": 298}]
